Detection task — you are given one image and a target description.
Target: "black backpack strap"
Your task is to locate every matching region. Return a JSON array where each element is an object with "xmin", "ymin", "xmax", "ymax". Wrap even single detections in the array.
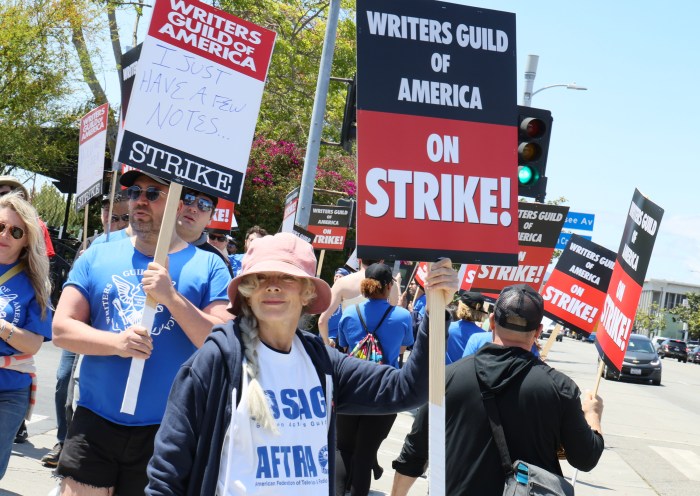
[
  {"xmin": 355, "ymin": 304, "xmax": 393, "ymax": 335},
  {"xmin": 475, "ymin": 360, "xmax": 514, "ymax": 476}
]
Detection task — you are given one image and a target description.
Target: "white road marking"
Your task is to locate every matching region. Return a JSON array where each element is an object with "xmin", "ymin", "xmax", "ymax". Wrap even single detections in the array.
[
  {"xmin": 650, "ymin": 445, "xmax": 700, "ymax": 481},
  {"xmin": 26, "ymin": 414, "xmax": 48, "ymax": 425}
]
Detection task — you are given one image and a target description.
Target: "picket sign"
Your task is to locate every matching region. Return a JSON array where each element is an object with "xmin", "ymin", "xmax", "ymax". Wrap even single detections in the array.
[
  {"xmin": 121, "ymin": 183, "xmax": 183, "ymax": 415},
  {"xmin": 427, "ymin": 279, "xmax": 447, "ymax": 496}
]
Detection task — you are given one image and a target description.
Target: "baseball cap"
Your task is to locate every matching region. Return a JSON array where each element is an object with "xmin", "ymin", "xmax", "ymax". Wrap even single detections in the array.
[
  {"xmin": 119, "ymin": 170, "xmax": 170, "ymax": 187},
  {"xmin": 459, "ymin": 291, "xmax": 485, "ymax": 312},
  {"xmin": 493, "ymin": 284, "xmax": 544, "ymax": 332},
  {"xmin": 335, "ymin": 267, "xmax": 350, "ymax": 277},
  {"xmin": 364, "ymin": 263, "xmax": 393, "ymax": 286},
  {"xmin": 227, "ymin": 232, "xmax": 331, "ymax": 315}
]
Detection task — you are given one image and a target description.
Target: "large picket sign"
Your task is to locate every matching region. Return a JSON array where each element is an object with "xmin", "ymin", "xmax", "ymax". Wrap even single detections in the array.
[
  {"xmin": 356, "ymin": 0, "xmax": 518, "ymax": 265},
  {"xmin": 460, "ymin": 202, "xmax": 568, "ymax": 297},
  {"xmin": 543, "ymin": 234, "xmax": 616, "ymax": 336},
  {"xmin": 76, "ymin": 103, "xmax": 110, "ymax": 211},
  {"xmin": 596, "ymin": 190, "xmax": 664, "ymax": 371},
  {"xmin": 117, "ymin": 0, "xmax": 276, "ymax": 203}
]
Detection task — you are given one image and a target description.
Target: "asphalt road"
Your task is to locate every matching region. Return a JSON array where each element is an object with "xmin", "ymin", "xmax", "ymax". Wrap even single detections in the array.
[{"xmin": 4, "ymin": 336, "xmax": 700, "ymax": 495}]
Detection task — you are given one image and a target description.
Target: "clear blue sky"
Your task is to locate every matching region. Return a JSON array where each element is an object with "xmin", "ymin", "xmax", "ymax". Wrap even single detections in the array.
[
  {"xmin": 99, "ymin": 0, "xmax": 698, "ymax": 285},
  {"xmin": 448, "ymin": 0, "xmax": 700, "ymax": 285}
]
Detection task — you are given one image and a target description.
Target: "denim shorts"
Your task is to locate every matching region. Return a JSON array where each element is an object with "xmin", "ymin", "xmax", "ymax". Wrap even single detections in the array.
[{"xmin": 56, "ymin": 406, "xmax": 159, "ymax": 493}]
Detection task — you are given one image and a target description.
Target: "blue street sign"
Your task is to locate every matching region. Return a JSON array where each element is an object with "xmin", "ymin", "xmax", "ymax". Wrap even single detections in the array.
[
  {"xmin": 556, "ymin": 232, "xmax": 592, "ymax": 250},
  {"xmin": 564, "ymin": 212, "xmax": 595, "ymax": 231}
]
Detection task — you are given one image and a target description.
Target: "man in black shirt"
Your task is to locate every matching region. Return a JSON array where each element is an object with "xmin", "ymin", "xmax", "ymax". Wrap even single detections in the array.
[{"xmin": 391, "ymin": 284, "xmax": 604, "ymax": 496}]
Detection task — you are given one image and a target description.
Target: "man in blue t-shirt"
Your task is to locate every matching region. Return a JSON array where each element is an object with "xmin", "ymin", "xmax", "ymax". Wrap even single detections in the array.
[{"xmin": 52, "ymin": 171, "xmax": 232, "ymax": 495}]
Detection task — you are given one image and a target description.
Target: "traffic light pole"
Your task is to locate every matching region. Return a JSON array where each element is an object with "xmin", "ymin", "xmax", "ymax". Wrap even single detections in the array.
[
  {"xmin": 296, "ymin": 0, "xmax": 341, "ymax": 229},
  {"xmin": 522, "ymin": 54, "xmax": 539, "ymax": 107}
]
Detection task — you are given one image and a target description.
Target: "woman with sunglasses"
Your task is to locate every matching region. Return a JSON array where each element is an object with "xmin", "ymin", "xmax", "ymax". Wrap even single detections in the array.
[{"xmin": 0, "ymin": 192, "xmax": 52, "ymax": 479}]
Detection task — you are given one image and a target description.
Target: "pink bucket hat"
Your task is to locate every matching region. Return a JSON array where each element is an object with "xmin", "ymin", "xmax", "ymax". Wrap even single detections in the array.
[{"xmin": 227, "ymin": 232, "xmax": 332, "ymax": 315}]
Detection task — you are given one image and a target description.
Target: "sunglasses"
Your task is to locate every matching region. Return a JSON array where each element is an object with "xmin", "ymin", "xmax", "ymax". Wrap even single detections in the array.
[
  {"xmin": 208, "ymin": 233, "xmax": 226, "ymax": 242},
  {"xmin": 126, "ymin": 186, "xmax": 166, "ymax": 202},
  {"xmin": 182, "ymin": 193, "xmax": 214, "ymax": 212},
  {"xmin": 111, "ymin": 214, "xmax": 130, "ymax": 223},
  {"xmin": 0, "ymin": 222, "xmax": 25, "ymax": 240}
]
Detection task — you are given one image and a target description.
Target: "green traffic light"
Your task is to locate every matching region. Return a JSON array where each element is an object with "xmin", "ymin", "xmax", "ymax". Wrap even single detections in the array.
[{"xmin": 518, "ymin": 165, "xmax": 535, "ymax": 185}]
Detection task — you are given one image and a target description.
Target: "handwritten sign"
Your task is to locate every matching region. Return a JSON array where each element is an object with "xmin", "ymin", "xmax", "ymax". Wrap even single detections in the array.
[
  {"xmin": 76, "ymin": 103, "xmax": 109, "ymax": 211},
  {"xmin": 118, "ymin": 0, "xmax": 276, "ymax": 203}
]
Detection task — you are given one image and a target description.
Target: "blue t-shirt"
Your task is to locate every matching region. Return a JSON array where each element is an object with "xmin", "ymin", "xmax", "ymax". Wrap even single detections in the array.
[
  {"xmin": 0, "ymin": 262, "xmax": 53, "ymax": 391},
  {"xmin": 338, "ymin": 299, "xmax": 413, "ymax": 369},
  {"xmin": 230, "ymin": 253, "xmax": 244, "ymax": 277},
  {"xmin": 66, "ymin": 237, "xmax": 230, "ymax": 426},
  {"xmin": 413, "ymin": 294, "xmax": 427, "ymax": 317},
  {"xmin": 462, "ymin": 332, "xmax": 540, "ymax": 359},
  {"xmin": 89, "ymin": 228, "xmax": 128, "ymax": 246},
  {"xmin": 446, "ymin": 321, "xmax": 486, "ymax": 364},
  {"xmin": 327, "ymin": 305, "xmax": 342, "ymax": 341}
]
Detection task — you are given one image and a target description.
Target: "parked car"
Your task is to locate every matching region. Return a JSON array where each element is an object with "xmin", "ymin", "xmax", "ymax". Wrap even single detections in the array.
[
  {"xmin": 686, "ymin": 340, "xmax": 699, "ymax": 352},
  {"xmin": 603, "ymin": 334, "xmax": 662, "ymax": 385},
  {"xmin": 689, "ymin": 346, "xmax": 700, "ymax": 364},
  {"xmin": 586, "ymin": 332, "xmax": 596, "ymax": 343},
  {"xmin": 657, "ymin": 339, "xmax": 688, "ymax": 362},
  {"xmin": 540, "ymin": 326, "xmax": 563, "ymax": 342},
  {"xmin": 650, "ymin": 336, "xmax": 668, "ymax": 352}
]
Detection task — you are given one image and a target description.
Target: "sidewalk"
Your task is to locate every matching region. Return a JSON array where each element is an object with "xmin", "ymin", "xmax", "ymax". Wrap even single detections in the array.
[
  {"xmin": 1, "ymin": 430, "xmax": 58, "ymax": 496},
  {"xmin": 2, "ymin": 414, "xmax": 655, "ymax": 495}
]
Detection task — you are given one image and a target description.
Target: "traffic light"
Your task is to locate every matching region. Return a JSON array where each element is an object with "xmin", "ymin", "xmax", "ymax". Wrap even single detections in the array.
[
  {"xmin": 517, "ymin": 105, "xmax": 553, "ymax": 202},
  {"xmin": 340, "ymin": 75, "xmax": 357, "ymax": 153}
]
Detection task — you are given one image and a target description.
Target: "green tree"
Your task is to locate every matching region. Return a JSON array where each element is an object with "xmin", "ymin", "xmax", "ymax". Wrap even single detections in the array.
[
  {"xmin": 0, "ymin": 0, "xmax": 81, "ymax": 175},
  {"xmin": 635, "ymin": 302, "xmax": 666, "ymax": 338},
  {"xmin": 669, "ymin": 293, "xmax": 700, "ymax": 340}
]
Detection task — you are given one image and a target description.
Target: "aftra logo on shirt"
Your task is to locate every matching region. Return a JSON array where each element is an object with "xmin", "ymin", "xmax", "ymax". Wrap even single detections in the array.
[{"xmin": 255, "ymin": 444, "xmax": 329, "ymax": 479}]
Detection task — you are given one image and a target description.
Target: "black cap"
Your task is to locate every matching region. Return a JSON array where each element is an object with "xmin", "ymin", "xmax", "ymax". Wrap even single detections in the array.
[
  {"xmin": 459, "ymin": 291, "xmax": 485, "ymax": 311},
  {"xmin": 119, "ymin": 170, "xmax": 170, "ymax": 187},
  {"xmin": 494, "ymin": 284, "xmax": 544, "ymax": 332},
  {"xmin": 365, "ymin": 263, "xmax": 393, "ymax": 286}
]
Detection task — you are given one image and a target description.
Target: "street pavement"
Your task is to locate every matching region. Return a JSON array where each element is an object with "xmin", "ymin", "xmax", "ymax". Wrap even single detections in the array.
[{"xmin": 3, "ymin": 338, "xmax": 700, "ymax": 495}]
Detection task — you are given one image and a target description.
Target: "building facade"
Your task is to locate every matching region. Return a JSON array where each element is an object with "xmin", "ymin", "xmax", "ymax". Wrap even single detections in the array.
[{"xmin": 638, "ymin": 279, "xmax": 700, "ymax": 339}]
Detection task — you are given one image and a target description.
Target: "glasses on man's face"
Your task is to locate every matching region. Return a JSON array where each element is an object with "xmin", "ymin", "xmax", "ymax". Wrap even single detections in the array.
[
  {"xmin": 209, "ymin": 233, "xmax": 226, "ymax": 242},
  {"xmin": 0, "ymin": 222, "xmax": 25, "ymax": 240},
  {"xmin": 111, "ymin": 214, "xmax": 129, "ymax": 223},
  {"xmin": 182, "ymin": 193, "xmax": 214, "ymax": 212},
  {"xmin": 126, "ymin": 186, "xmax": 166, "ymax": 202}
]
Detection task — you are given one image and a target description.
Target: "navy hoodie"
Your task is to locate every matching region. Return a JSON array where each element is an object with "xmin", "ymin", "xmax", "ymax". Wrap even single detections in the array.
[{"xmin": 146, "ymin": 313, "xmax": 442, "ymax": 495}]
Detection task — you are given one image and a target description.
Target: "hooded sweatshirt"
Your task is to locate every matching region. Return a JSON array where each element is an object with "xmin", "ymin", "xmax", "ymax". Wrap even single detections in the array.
[
  {"xmin": 146, "ymin": 313, "xmax": 441, "ymax": 496},
  {"xmin": 444, "ymin": 343, "xmax": 604, "ymax": 496}
]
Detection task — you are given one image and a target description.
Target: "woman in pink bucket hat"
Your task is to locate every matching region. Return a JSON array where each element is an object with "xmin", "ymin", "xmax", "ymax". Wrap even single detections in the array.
[{"xmin": 147, "ymin": 232, "xmax": 458, "ymax": 496}]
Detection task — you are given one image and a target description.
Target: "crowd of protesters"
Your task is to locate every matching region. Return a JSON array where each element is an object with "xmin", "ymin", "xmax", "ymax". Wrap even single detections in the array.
[{"xmin": 0, "ymin": 173, "xmax": 604, "ymax": 496}]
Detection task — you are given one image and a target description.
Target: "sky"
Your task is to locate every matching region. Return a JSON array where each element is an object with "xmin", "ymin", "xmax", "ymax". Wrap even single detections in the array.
[
  {"xmin": 445, "ymin": 0, "xmax": 700, "ymax": 286},
  {"xmin": 91, "ymin": 0, "xmax": 699, "ymax": 286}
]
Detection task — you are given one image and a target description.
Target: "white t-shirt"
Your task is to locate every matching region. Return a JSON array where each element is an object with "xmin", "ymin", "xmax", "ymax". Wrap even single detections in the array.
[{"xmin": 217, "ymin": 335, "xmax": 331, "ymax": 495}]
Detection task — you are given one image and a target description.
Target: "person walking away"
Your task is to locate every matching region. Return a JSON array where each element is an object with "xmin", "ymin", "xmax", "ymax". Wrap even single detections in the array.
[{"xmin": 335, "ymin": 263, "xmax": 413, "ymax": 496}]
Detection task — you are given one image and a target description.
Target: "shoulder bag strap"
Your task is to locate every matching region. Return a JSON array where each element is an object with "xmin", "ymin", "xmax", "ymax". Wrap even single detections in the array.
[
  {"xmin": 0, "ymin": 262, "xmax": 25, "ymax": 287},
  {"xmin": 475, "ymin": 360, "xmax": 514, "ymax": 476},
  {"xmin": 355, "ymin": 304, "xmax": 393, "ymax": 335}
]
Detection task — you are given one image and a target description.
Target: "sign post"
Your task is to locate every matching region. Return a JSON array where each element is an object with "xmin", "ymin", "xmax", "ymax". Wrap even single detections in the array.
[{"xmin": 117, "ymin": 0, "xmax": 276, "ymax": 414}]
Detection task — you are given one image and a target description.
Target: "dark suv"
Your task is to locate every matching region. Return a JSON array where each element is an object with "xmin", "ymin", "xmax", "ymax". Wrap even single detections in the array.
[{"xmin": 658, "ymin": 339, "xmax": 688, "ymax": 362}]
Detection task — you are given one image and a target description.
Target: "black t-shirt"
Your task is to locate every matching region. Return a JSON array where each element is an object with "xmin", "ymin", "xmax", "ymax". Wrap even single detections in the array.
[{"xmin": 444, "ymin": 344, "xmax": 604, "ymax": 495}]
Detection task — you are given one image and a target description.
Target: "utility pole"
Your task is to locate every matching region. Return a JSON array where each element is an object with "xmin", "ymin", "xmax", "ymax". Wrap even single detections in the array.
[
  {"xmin": 522, "ymin": 54, "xmax": 539, "ymax": 107},
  {"xmin": 296, "ymin": 0, "xmax": 341, "ymax": 229}
]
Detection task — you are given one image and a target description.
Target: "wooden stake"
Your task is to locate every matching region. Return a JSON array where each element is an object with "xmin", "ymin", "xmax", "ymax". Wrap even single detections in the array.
[
  {"xmin": 81, "ymin": 204, "xmax": 89, "ymax": 252},
  {"xmin": 121, "ymin": 182, "xmax": 183, "ymax": 415},
  {"xmin": 427, "ymin": 267, "xmax": 447, "ymax": 496},
  {"xmin": 316, "ymin": 249, "xmax": 325, "ymax": 277}
]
